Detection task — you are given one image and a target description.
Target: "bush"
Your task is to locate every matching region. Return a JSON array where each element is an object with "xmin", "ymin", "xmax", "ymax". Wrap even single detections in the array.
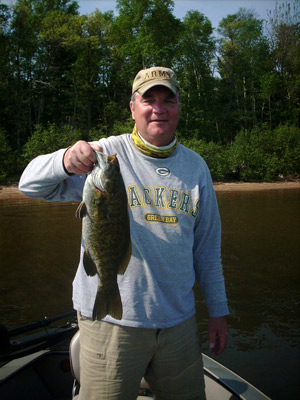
[
  {"xmin": 228, "ymin": 128, "xmax": 269, "ymax": 181},
  {"xmin": 181, "ymin": 123, "xmax": 300, "ymax": 182},
  {"xmin": 110, "ymin": 118, "xmax": 135, "ymax": 136},
  {"xmin": 83, "ymin": 118, "xmax": 134, "ymax": 142},
  {"xmin": 181, "ymin": 138, "xmax": 231, "ymax": 181},
  {"xmin": 272, "ymin": 124, "xmax": 300, "ymax": 176},
  {"xmin": 0, "ymin": 129, "xmax": 17, "ymax": 183},
  {"xmin": 14, "ymin": 122, "xmax": 300, "ymax": 183},
  {"xmin": 22, "ymin": 123, "xmax": 83, "ymax": 163},
  {"xmin": 228, "ymin": 124, "xmax": 300, "ymax": 181}
]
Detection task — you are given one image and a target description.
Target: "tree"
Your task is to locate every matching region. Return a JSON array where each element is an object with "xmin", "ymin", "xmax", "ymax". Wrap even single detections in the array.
[
  {"xmin": 113, "ymin": 0, "xmax": 180, "ymax": 67},
  {"xmin": 0, "ymin": 3, "xmax": 13, "ymax": 143},
  {"xmin": 9, "ymin": 0, "xmax": 38, "ymax": 150},
  {"xmin": 32, "ymin": 0, "xmax": 79, "ymax": 15},
  {"xmin": 0, "ymin": 0, "xmax": 299, "ymax": 182},
  {"xmin": 266, "ymin": 0, "xmax": 300, "ymax": 125},
  {"xmin": 6, "ymin": 0, "xmax": 81, "ymax": 150},
  {"xmin": 72, "ymin": 10, "xmax": 114, "ymax": 134},
  {"xmin": 109, "ymin": 0, "xmax": 181, "ymax": 93},
  {"xmin": 217, "ymin": 8, "xmax": 271, "ymax": 137},
  {"xmin": 176, "ymin": 10, "xmax": 216, "ymax": 140},
  {"xmin": 32, "ymin": 2, "xmax": 82, "ymax": 126}
]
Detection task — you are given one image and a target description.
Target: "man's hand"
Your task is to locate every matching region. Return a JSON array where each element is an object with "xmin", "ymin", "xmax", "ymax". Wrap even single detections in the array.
[
  {"xmin": 63, "ymin": 141, "xmax": 102, "ymax": 175},
  {"xmin": 208, "ymin": 316, "xmax": 228, "ymax": 356}
]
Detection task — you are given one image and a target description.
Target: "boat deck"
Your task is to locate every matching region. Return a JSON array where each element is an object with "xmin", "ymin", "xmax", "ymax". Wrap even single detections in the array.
[{"xmin": 0, "ymin": 342, "xmax": 270, "ymax": 400}]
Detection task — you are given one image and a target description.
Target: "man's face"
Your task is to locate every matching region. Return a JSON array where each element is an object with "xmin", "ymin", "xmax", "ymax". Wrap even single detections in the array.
[{"xmin": 130, "ymin": 85, "xmax": 180, "ymax": 147}]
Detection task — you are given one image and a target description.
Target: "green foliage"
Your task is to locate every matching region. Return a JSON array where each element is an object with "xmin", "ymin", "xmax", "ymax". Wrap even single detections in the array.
[
  {"xmin": 113, "ymin": 0, "xmax": 180, "ymax": 68},
  {"xmin": 176, "ymin": 10, "xmax": 216, "ymax": 140},
  {"xmin": 180, "ymin": 123, "xmax": 300, "ymax": 182},
  {"xmin": 217, "ymin": 8, "xmax": 272, "ymax": 134},
  {"xmin": 88, "ymin": 118, "xmax": 134, "ymax": 141},
  {"xmin": 228, "ymin": 124, "xmax": 300, "ymax": 181},
  {"xmin": 180, "ymin": 138, "xmax": 230, "ymax": 181},
  {"xmin": 0, "ymin": 0, "xmax": 299, "ymax": 182},
  {"xmin": 110, "ymin": 118, "xmax": 135, "ymax": 136},
  {"xmin": 0, "ymin": 128, "xmax": 17, "ymax": 183},
  {"xmin": 22, "ymin": 123, "xmax": 82, "ymax": 162},
  {"xmin": 272, "ymin": 124, "xmax": 300, "ymax": 176}
]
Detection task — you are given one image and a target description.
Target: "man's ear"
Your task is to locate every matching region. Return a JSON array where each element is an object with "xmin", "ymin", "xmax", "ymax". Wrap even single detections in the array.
[{"xmin": 129, "ymin": 101, "xmax": 135, "ymax": 120}]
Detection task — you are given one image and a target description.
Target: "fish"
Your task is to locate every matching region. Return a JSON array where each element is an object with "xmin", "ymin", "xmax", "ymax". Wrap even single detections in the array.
[{"xmin": 76, "ymin": 150, "xmax": 131, "ymax": 321}]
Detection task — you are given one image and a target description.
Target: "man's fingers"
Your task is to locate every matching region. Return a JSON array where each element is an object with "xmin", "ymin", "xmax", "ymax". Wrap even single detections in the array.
[
  {"xmin": 210, "ymin": 332, "xmax": 228, "ymax": 356},
  {"xmin": 63, "ymin": 141, "xmax": 102, "ymax": 175},
  {"xmin": 208, "ymin": 316, "xmax": 228, "ymax": 356},
  {"xmin": 90, "ymin": 143, "xmax": 102, "ymax": 152}
]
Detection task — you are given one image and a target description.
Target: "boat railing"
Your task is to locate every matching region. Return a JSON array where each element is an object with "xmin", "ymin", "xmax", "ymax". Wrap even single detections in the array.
[{"xmin": 0, "ymin": 311, "xmax": 78, "ymax": 364}]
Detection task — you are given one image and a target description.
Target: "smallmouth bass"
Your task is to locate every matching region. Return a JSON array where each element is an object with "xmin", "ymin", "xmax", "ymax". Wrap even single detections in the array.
[{"xmin": 76, "ymin": 150, "xmax": 131, "ymax": 320}]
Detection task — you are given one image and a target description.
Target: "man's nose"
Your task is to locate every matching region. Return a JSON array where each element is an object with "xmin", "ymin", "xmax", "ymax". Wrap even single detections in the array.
[{"xmin": 152, "ymin": 101, "xmax": 166, "ymax": 113}]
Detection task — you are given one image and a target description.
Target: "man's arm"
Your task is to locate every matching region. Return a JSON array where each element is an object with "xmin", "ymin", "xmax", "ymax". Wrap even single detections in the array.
[
  {"xmin": 19, "ymin": 141, "xmax": 101, "ymax": 201},
  {"xmin": 192, "ymin": 162, "xmax": 229, "ymax": 355}
]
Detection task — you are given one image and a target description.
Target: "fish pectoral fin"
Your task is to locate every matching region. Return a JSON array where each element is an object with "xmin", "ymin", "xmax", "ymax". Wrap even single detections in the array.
[
  {"xmin": 76, "ymin": 201, "xmax": 87, "ymax": 219},
  {"xmin": 118, "ymin": 240, "xmax": 132, "ymax": 275},
  {"xmin": 83, "ymin": 251, "xmax": 97, "ymax": 276},
  {"xmin": 93, "ymin": 283, "xmax": 123, "ymax": 321}
]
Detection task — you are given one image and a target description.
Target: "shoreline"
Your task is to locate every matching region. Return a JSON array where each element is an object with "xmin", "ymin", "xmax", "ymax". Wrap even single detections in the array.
[
  {"xmin": 0, "ymin": 181, "xmax": 299, "ymax": 200},
  {"xmin": 213, "ymin": 180, "xmax": 300, "ymax": 192}
]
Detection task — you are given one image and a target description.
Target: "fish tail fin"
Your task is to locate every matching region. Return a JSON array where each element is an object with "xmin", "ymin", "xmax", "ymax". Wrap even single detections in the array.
[
  {"xmin": 108, "ymin": 288, "xmax": 123, "ymax": 320},
  {"xmin": 92, "ymin": 284, "xmax": 123, "ymax": 321}
]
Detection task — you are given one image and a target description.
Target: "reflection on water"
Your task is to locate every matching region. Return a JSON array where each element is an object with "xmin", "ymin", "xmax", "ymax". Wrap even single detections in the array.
[
  {"xmin": 0, "ymin": 190, "xmax": 299, "ymax": 399},
  {"xmin": 219, "ymin": 190, "xmax": 300, "ymax": 348},
  {"xmin": 0, "ymin": 199, "xmax": 81, "ymax": 326},
  {"xmin": 194, "ymin": 189, "xmax": 299, "ymax": 400}
]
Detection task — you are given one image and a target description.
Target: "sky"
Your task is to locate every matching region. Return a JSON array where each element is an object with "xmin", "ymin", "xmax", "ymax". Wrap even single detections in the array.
[{"xmin": 76, "ymin": 0, "xmax": 279, "ymax": 28}]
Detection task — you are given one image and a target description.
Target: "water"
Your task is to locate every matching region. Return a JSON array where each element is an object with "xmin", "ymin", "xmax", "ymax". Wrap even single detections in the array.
[
  {"xmin": 196, "ymin": 189, "xmax": 300, "ymax": 399},
  {"xmin": 0, "ymin": 199, "xmax": 81, "ymax": 325},
  {"xmin": 0, "ymin": 189, "xmax": 299, "ymax": 399}
]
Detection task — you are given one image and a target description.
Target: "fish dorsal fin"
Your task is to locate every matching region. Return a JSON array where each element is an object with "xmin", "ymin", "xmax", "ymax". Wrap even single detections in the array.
[
  {"xmin": 83, "ymin": 250, "xmax": 97, "ymax": 276},
  {"xmin": 118, "ymin": 240, "xmax": 132, "ymax": 275},
  {"xmin": 76, "ymin": 201, "xmax": 87, "ymax": 219}
]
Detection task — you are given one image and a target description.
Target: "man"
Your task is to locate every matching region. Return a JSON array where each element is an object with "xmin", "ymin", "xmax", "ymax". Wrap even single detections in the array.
[{"xmin": 19, "ymin": 66, "xmax": 229, "ymax": 400}]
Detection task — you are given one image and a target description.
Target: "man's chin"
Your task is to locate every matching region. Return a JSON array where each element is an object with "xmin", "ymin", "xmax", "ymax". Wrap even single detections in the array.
[
  {"xmin": 147, "ymin": 132, "xmax": 175, "ymax": 147},
  {"xmin": 148, "ymin": 122, "xmax": 170, "ymax": 135}
]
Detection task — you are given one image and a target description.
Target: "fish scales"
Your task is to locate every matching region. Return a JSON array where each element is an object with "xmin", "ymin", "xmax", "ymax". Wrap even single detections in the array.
[{"xmin": 76, "ymin": 151, "xmax": 131, "ymax": 321}]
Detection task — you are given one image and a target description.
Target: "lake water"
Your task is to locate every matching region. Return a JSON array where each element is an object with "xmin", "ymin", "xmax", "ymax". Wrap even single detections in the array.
[{"xmin": 0, "ymin": 189, "xmax": 299, "ymax": 399}]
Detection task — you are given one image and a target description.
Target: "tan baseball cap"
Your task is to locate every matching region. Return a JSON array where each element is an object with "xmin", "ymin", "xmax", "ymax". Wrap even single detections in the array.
[{"xmin": 132, "ymin": 66, "xmax": 180, "ymax": 96}]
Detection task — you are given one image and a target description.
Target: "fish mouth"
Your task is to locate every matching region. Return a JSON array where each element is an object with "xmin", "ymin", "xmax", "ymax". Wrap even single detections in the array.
[
  {"xmin": 94, "ymin": 151, "xmax": 118, "ymax": 167},
  {"xmin": 93, "ymin": 182, "xmax": 106, "ymax": 194}
]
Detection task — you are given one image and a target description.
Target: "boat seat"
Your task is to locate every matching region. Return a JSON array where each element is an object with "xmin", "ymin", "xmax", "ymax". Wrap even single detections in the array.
[
  {"xmin": 69, "ymin": 329, "xmax": 81, "ymax": 385},
  {"xmin": 69, "ymin": 330, "xmax": 152, "ymax": 399}
]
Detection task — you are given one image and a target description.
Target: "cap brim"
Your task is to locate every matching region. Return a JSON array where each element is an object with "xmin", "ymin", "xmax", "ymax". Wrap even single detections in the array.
[{"xmin": 137, "ymin": 80, "xmax": 177, "ymax": 96}]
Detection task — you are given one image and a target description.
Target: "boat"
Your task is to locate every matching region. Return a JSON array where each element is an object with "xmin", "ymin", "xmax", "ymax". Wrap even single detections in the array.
[{"xmin": 0, "ymin": 312, "xmax": 271, "ymax": 400}]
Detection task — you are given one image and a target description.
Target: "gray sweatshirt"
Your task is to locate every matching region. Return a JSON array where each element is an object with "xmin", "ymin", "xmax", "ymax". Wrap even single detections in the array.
[{"xmin": 19, "ymin": 134, "xmax": 229, "ymax": 328}]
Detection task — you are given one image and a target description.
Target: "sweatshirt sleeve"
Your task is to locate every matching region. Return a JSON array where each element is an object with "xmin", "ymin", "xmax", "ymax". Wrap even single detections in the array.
[
  {"xmin": 18, "ymin": 148, "xmax": 85, "ymax": 202},
  {"xmin": 193, "ymin": 165, "xmax": 229, "ymax": 318}
]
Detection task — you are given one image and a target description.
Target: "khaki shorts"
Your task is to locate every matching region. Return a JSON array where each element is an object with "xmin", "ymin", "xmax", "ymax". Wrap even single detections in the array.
[{"xmin": 78, "ymin": 313, "xmax": 206, "ymax": 400}]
